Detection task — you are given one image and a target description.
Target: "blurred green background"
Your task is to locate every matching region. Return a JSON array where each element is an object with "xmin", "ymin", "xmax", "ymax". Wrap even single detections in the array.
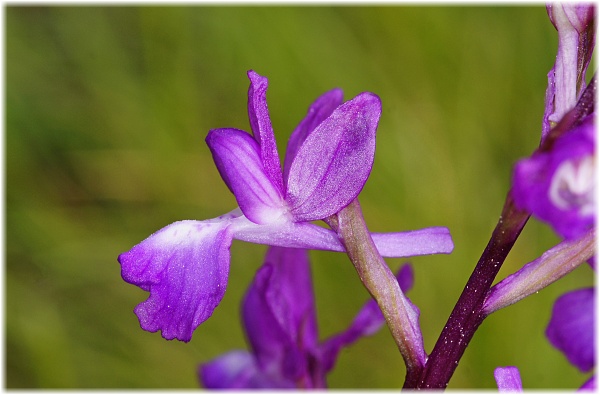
[{"xmin": 6, "ymin": 5, "xmax": 595, "ymax": 389}]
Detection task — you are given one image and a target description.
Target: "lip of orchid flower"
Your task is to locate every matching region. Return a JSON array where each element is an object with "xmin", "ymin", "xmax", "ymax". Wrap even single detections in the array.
[
  {"xmin": 542, "ymin": 3, "xmax": 595, "ymax": 139},
  {"xmin": 199, "ymin": 246, "xmax": 415, "ymax": 389},
  {"xmin": 118, "ymin": 70, "xmax": 454, "ymax": 342}
]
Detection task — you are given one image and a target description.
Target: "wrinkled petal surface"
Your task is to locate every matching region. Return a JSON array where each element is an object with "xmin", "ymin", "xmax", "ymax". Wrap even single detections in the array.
[
  {"xmin": 286, "ymin": 92, "xmax": 381, "ymax": 221},
  {"xmin": 283, "ymin": 88, "xmax": 344, "ymax": 182},
  {"xmin": 247, "ymin": 70, "xmax": 285, "ymax": 192},
  {"xmin": 118, "ymin": 220, "xmax": 234, "ymax": 342},
  {"xmin": 494, "ymin": 366, "xmax": 523, "ymax": 392},
  {"xmin": 207, "ymin": 128, "xmax": 287, "ymax": 225},
  {"xmin": 546, "ymin": 287, "xmax": 595, "ymax": 372}
]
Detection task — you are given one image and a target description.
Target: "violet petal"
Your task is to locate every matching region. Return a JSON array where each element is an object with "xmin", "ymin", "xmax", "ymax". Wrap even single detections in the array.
[
  {"xmin": 241, "ymin": 247, "xmax": 316, "ymax": 382},
  {"xmin": 283, "ymin": 88, "xmax": 344, "ymax": 182},
  {"xmin": 234, "ymin": 216, "xmax": 454, "ymax": 258},
  {"xmin": 579, "ymin": 375, "xmax": 596, "ymax": 391},
  {"xmin": 206, "ymin": 127, "xmax": 287, "ymax": 225},
  {"xmin": 285, "ymin": 92, "xmax": 381, "ymax": 221},
  {"xmin": 546, "ymin": 287, "xmax": 595, "ymax": 372},
  {"xmin": 247, "ymin": 70, "xmax": 285, "ymax": 192},
  {"xmin": 494, "ymin": 366, "xmax": 523, "ymax": 392},
  {"xmin": 118, "ymin": 220, "xmax": 234, "ymax": 342},
  {"xmin": 199, "ymin": 350, "xmax": 293, "ymax": 389},
  {"xmin": 512, "ymin": 116, "xmax": 595, "ymax": 239}
]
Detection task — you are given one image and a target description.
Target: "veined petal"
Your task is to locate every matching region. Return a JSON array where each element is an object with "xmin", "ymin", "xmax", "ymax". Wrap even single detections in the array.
[
  {"xmin": 546, "ymin": 287, "xmax": 595, "ymax": 372},
  {"xmin": 247, "ymin": 70, "xmax": 285, "ymax": 192},
  {"xmin": 286, "ymin": 92, "xmax": 381, "ymax": 221},
  {"xmin": 241, "ymin": 247, "xmax": 317, "ymax": 382},
  {"xmin": 283, "ymin": 88, "xmax": 344, "ymax": 182},
  {"xmin": 370, "ymin": 227, "xmax": 454, "ymax": 257},
  {"xmin": 207, "ymin": 128, "xmax": 287, "ymax": 225},
  {"xmin": 318, "ymin": 264, "xmax": 414, "ymax": 373},
  {"xmin": 494, "ymin": 366, "xmax": 523, "ymax": 392},
  {"xmin": 118, "ymin": 220, "xmax": 234, "ymax": 342}
]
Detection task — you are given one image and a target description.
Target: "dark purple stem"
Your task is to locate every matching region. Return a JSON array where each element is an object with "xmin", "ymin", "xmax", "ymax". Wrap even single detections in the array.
[
  {"xmin": 406, "ymin": 195, "xmax": 529, "ymax": 389},
  {"xmin": 407, "ymin": 76, "xmax": 595, "ymax": 390}
]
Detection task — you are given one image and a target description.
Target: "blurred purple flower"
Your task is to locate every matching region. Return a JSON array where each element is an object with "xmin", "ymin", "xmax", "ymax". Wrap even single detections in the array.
[
  {"xmin": 493, "ymin": 287, "xmax": 595, "ymax": 391},
  {"xmin": 546, "ymin": 287, "xmax": 595, "ymax": 375},
  {"xmin": 118, "ymin": 70, "xmax": 453, "ymax": 342},
  {"xmin": 542, "ymin": 3, "xmax": 595, "ymax": 139},
  {"xmin": 512, "ymin": 114, "xmax": 595, "ymax": 239},
  {"xmin": 199, "ymin": 246, "xmax": 414, "ymax": 389}
]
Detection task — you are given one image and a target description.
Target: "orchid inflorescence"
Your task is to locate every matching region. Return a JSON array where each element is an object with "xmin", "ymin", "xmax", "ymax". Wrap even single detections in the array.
[{"xmin": 118, "ymin": 3, "xmax": 595, "ymax": 390}]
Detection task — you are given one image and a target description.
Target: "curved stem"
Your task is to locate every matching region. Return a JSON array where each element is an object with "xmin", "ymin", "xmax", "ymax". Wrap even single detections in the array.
[{"xmin": 328, "ymin": 199, "xmax": 426, "ymax": 383}]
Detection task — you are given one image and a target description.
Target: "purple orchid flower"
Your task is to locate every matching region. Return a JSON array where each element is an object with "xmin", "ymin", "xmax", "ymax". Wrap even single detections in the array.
[
  {"xmin": 542, "ymin": 3, "xmax": 595, "ymax": 139},
  {"xmin": 512, "ymin": 114, "xmax": 595, "ymax": 240},
  {"xmin": 199, "ymin": 246, "xmax": 414, "ymax": 389},
  {"xmin": 118, "ymin": 70, "xmax": 454, "ymax": 342}
]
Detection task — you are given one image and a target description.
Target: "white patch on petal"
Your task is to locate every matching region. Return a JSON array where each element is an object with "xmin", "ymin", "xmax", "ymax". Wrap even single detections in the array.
[{"xmin": 549, "ymin": 155, "xmax": 595, "ymax": 216}]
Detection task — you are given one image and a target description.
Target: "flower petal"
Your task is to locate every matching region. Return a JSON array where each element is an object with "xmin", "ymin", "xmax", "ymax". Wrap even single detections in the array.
[
  {"xmin": 199, "ymin": 350, "xmax": 294, "ymax": 389},
  {"xmin": 494, "ymin": 366, "xmax": 523, "ymax": 392},
  {"xmin": 207, "ymin": 127, "xmax": 287, "ymax": 224},
  {"xmin": 513, "ymin": 116, "xmax": 595, "ymax": 239},
  {"xmin": 546, "ymin": 287, "xmax": 595, "ymax": 372},
  {"xmin": 370, "ymin": 227, "xmax": 454, "ymax": 257},
  {"xmin": 285, "ymin": 92, "xmax": 381, "ymax": 221},
  {"xmin": 283, "ymin": 88, "xmax": 344, "ymax": 182},
  {"xmin": 247, "ymin": 70, "xmax": 285, "ymax": 192},
  {"xmin": 241, "ymin": 247, "xmax": 316, "ymax": 382},
  {"xmin": 118, "ymin": 220, "xmax": 233, "ymax": 342},
  {"xmin": 234, "ymin": 216, "xmax": 454, "ymax": 259},
  {"xmin": 483, "ymin": 229, "xmax": 595, "ymax": 315}
]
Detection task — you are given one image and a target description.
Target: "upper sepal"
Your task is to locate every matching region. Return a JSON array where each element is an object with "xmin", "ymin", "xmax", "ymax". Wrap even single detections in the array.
[{"xmin": 285, "ymin": 92, "xmax": 382, "ymax": 221}]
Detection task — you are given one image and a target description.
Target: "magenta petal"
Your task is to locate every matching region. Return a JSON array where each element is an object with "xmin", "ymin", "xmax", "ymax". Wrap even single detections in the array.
[
  {"xmin": 283, "ymin": 88, "xmax": 344, "ymax": 182},
  {"xmin": 242, "ymin": 247, "xmax": 317, "ymax": 382},
  {"xmin": 494, "ymin": 366, "xmax": 523, "ymax": 392},
  {"xmin": 370, "ymin": 227, "xmax": 454, "ymax": 257},
  {"xmin": 247, "ymin": 70, "xmax": 285, "ymax": 192},
  {"xmin": 546, "ymin": 287, "xmax": 595, "ymax": 372},
  {"xmin": 286, "ymin": 92, "xmax": 381, "ymax": 221},
  {"xmin": 199, "ymin": 350, "xmax": 293, "ymax": 389},
  {"xmin": 579, "ymin": 375, "xmax": 596, "ymax": 391},
  {"xmin": 118, "ymin": 220, "xmax": 233, "ymax": 342},
  {"xmin": 207, "ymin": 128, "xmax": 287, "ymax": 224}
]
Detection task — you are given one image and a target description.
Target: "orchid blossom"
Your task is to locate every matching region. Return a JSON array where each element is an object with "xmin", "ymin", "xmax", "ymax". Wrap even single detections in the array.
[{"xmin": 118, "ymin": 70, "xmax": 453, "ymax": 342}]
